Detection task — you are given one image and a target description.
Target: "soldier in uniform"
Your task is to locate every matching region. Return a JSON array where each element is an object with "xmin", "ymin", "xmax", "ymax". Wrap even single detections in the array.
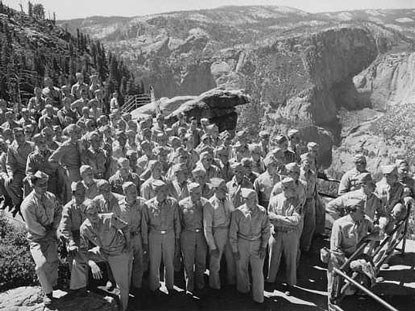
[
  {"xmin": 6, "ymin": 127, "xmax": 34, "ymax": 214},
  {"xmin": 254, "ymin": 155, "xmax": 280, "ymax": 208},
  {"xmin": 227, "ymin": 162, "xmax": 253, "ymax": 209},
  {"xmin": 141, "ymin": 180, "xmax": 181, "ymax": 293},
  {"xmin": 21, "ymin": 171, "xmax": 62, "ymax": 307},
  {"xmin": 178, "ymin": 183, "xmax": 209, "ymax": 294},
  {"xmin": 338, "ymin": 154, "xmax": 369, "ymax": 195},
  {"xmin": 58, "ymin": 181, "xmax": 89, "ymax": 295},
  {"xmin": 109, "ymin": 158, "xmax": 140, "ymax": 195},
  {"xmin": 204, "ymin": 178, "xmax": 236, "ymax": 289},
  {"xmin": 80, "ymin": 200, "xmax": 132, "ymax": 311},
  {"xmin": 229, "ymin": 188, "xmax": 270, "ymax": 303},
  {"xmin": 267, "ymin": 177, "xmax": 302, "ymax": 294}
]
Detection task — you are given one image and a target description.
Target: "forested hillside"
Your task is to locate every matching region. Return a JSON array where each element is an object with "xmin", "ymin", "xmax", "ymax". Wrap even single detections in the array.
[{"xmin": 0, "ymin": 1, "xmax": 143, "ymax": 105}]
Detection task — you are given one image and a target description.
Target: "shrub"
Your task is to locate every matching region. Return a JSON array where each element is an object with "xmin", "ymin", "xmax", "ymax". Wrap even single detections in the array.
[{"xmin": 0, "ymin": 213, "xmax": 37, "ymax": 291}]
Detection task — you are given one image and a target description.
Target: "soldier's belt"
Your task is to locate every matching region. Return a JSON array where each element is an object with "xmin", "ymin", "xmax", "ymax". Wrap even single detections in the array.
[
  {"xmin": 213, "ymin": 225, "xmax": 229, "ymax": 230},
  {"xmin": 184, "ymin": 228, "xmax": 202, "ymax": 233},
  {"xmin": 150, "ymin": 229, "xmax": 173, "ymax": 235},
  {"xmin": 237, "ymin": 234, "xmax": 261, "ymax": 241},
  {"xmin": 274, "ymin": 227, "xmax": 296, "ymax": 233}
]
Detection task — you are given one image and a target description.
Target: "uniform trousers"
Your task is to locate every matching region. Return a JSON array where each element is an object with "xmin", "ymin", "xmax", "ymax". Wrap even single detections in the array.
[
  {"xmin": 181, "ymin": 230, "xmax": 207, "ymax": 292},
  {"xmin": 208, "ymin": 227, "xmax": 236, "ymax": 289},
  {"xmin": 236, "ymin": 238, "xmax": 265, "ymax": 303}
]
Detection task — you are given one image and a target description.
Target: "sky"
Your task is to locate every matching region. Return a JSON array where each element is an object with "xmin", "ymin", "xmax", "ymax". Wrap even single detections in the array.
[{"xmin": 3, "ymin": 0, "xmax": 415, "ymax": 20}]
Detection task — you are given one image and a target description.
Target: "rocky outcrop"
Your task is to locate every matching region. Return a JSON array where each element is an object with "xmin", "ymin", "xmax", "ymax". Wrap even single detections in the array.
[
  {"xmin": 354, "ymin": 52, "xmax": 415, "ymax": 111},
  {"xmin": 131, "ymin": 88, "xmax": 250, "ymax": 132},
  {"xmin": 0, "ymin": 286, "xmax": 118, "ymax": 311}
]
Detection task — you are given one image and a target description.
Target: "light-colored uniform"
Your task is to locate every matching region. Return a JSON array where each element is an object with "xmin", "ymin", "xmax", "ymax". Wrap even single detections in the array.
[
  {"xmin": 58, "ymin": 199, "xmax": 88, "ymax": 290},
  {"xmin": 229, "ymin": 204, "xmax": 270, "ymax": 303},
  {"xmin": 254, "ymin": 171, "xmax": 280, "ymax": 208},
  {"xmin": 80, "ymin": 213, "xmax": 131, "ymax": 311},
  {"xmin": 92, "ymin": 192, "xmax": 124, "ymax": 214},
  {"xmin": 299, "ymin": 168, "xmax": 317, "ymax": 252},
  {"xmin": 338, "ymin": 168, "xmax": 368, "ymax": 195},
  {"xmin": 6, "ymin": 140, "xmax": 34, "ymax": 205},
  {"xmin": 204, "ymin": 194, "xmax": 236, "ymax": 289},
  {"xmin": 327, "ymin": 215, "xmax": 373, "ymax": 310},
  {"xmin": 178, "ymin": 196, "xmax": 209, "ymax": 292},
  {"xmin": 141, "ymin": 196, "xmax": 181, "ymax": 291},
  {"xmin": 49, "ymin": 140, "xmax": 82, "ymax": 203},
  {"xmin": 21, "ymin": 191, "xmax": 61, "ymax": 295},
  {"xmin": 117, "ymin": 196, "xmax": 146, "ymax": 288},
  {"xmin": 267, "ymin": 193, "xmax": 302, "ymax": 285}
]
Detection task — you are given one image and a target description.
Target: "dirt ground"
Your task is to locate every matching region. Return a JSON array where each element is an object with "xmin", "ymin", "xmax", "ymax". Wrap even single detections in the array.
[{"xmin": 106, "ymin": 236, "xmax": 415, "ymax": 311}]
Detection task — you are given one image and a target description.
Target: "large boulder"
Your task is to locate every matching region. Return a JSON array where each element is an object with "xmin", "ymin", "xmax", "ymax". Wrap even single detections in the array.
[
  {"xmin": 0, "ymin": 286, "xmax": 118, "ymax": 311},
  {"xmin": 131, "ymin": 88, "xmax": 250, "ymax": 132}
]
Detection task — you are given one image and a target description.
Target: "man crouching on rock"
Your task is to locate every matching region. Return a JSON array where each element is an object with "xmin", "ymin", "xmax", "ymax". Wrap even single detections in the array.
[
  {"xmin": 58, "ymin": 181, "xmax": 89, "ymax": 297},
  {"xmin": 21, "ymin": 171, "xmax": 62, "ymax": 308},
  {"xmin": 80, "ymin": 200, "xmax": 132, "ymax": 311}
]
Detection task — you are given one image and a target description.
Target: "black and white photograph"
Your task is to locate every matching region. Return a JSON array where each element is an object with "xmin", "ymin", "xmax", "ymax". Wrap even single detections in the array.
[{"xmin": 0, "ymin": 0, "xmax": 414, "ymax": 310}]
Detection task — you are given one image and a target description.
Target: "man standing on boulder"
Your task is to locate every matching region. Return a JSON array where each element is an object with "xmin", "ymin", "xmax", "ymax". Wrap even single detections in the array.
[{"xmin": 21, "ymin": 171, "xmax": 62, "ymax": 308}]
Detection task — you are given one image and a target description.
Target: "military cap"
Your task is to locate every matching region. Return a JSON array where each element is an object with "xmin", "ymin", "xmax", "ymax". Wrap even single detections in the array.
[
  {"xmin": 71, "ymin": 181, "xmax": 85, "ymax": 192},
  {"xmin": 32, "ymin": 133, "xmax": 44, "ymax": 144},
  {"xmin": 235, "ymin": 130, "xmax": 246, "ymax": 138},
  {"xmin": 34, "ymin": 171, "xmax": 49, "ymax": 181},
  {"xmin": 208, "ymin": 177, "xmax": 226, "ymax": 188},
  {"xmin": 122, "ymin": 181, "xmax": 136, "ymax": 192},
  {"xmin": 285, "ymin": 162, "xmax": 300, "ymax": 173},
  {"xmin": 281, "ymin": 177, "xmax": 295, "ymax": 188},
  {"xmin": 115, "ymin": 130, "xmax": 126, "ymax": 138},
  {"xmin": 200, "ymin": 151, "xmax": 211, "ymax": 160},
  {"xmin": 241, "ymin": 157, "xmax": 252, "ymax": 167},
  {"xmin": 344, "ymin": 198, "xmax": 365, "ymax": 210},
  {"xmin": 300, "ymin": 152, "xmax": 312, "ymax": 162},
  {"xmin": 249, "ymin": 143, "xmax": 262, "ymax": 154},
  {"xmin": 230, "ymin": 162, "xmax": 243, "ymax": 172},
  {"xmin": 396, "ymin": 159, "xmax": 408, "ymax": 167},
  {"xmin": 80, "ymin": 165, "xmax": 93, "ymax": 175},
  {"xmin": 13, "ymin": 127, "xmax": 24, "ymax": 134},
  {"xmin": 88, "ymin": 131, "xmax": 100, "ymax": 141},
  {"xmin": 169, "ymin": 136, "xmax": 181, "ymax": 144},
  {"xmin": 199, "ymin": 145, "xmax": 214, "ymax": 154},
  {"xmin": 233, "ymin": 141, "xmax": 243, "ymax": 149},
  {"xmin": 147, "ymin": 160, "xmax": 160, "ymax": 171},
  {"xmin": 152, "ymin": 179, "xmax": 167, "ymax": 190},
  {"xmin": 165, "ymin": 128, "xmax": 174, "ymax": 136},
  {"xmin": 126, "ymin": 150, "xmax": 137, "ymax": 158},
  {"xmin": 240, "ymin": 188, "xmax": 256, "ymax": 199},
  {"xmin": 357, "ymin": 172, "xmax": 374, "ymax": 185},
  {"xmin": 307, "ymin": 142, "xmax": 319, "ymax": 149},
  {"xmin": 287, "ymin": 129, "xmax": 300, "ymax": 138},
  {"xmin": 201, "ymin": 133, "xmax": 210, "ymax": 141},
  {"xmin": 154, "ymin": 146, "xmax": 169, "ymax": 156},
  {"xmin": 275, "ymin": 134, "xmax": 288, "ymax": 144},
  {"xmin": 117, "ymin": 157, "xmax": 130, "ymax": 168},
  {"xmin": 156, "ymin": 113, "xmax": 164, "ymax": 120},
  {"xmin": 201, "ymin": 118, "xmax": 209, "ymax": 124},
  {"xmin": 219, "ymin": 130, "xmax": 231, "ymax": 139},
  {"xmin": 215, "ymin": 146, "xmax": 228, "ymax": 156},
  {"xmin": 140, "ymin": 140, "xmax": 151, "ymax": 149},
  {"xmin": 172, "ymin": 163, "xmax": 187, "ymax": 174},
  {"xmin": 271, "ymin": 147, "xmax": 284, "ymax": 157},
  {"xmin": 192, "ymin": 166, "xmax": 206, "ymax": 176},
  {"xmin": 96, "ymin": 179, "xmax": 110, "ymax": 189},
  {"xmin": 382, "ymin": 165, "xmax": 397, "ymax": 175},
  {"xmin": 353, "ymin": 154, "xmax": 366, "ymax": 163},
  {"xmin": 188, "ymin": 182, "xmax": 201, "ymax": 192},
  {"xmin": 259, "ymin": 130, "xmax": 270, "ymax": 138},
  {"xmin": 263, "ymin": 155, "xmax": 277, "ymax": 167}
]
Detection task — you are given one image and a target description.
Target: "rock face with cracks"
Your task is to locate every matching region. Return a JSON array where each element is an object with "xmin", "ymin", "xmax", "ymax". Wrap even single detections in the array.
[{"xmin": 131, "ymin": 88, "xmax": 250, "ymax": 132}]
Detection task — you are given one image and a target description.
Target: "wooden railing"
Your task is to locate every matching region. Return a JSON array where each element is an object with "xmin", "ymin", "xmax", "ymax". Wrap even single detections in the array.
[{"xmin": 121, "ymin": 94, "xmax": 151, "ymax": 113}]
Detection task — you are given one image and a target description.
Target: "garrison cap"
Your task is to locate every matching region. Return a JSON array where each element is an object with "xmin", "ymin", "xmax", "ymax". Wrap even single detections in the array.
[
  {"xmin": 122, "ymin": 181, "xmax": 136, "ymax": 192},
  {"xmin": 281, "ymin": 177, "xmax": 295, "ymax": 188},
  {"xmin": 230, "ymin": 162, "xmax": 243, "ymax": 172},
  {"xmin": 96, "ymin": 179, "xmax": 110, "ymax": 189},
  {"xmin": 263, "ymin": 155, "xmax": 277, "ymax": 167},
  {"xmin": 201, "ymin": 133, "xmax": 210, "ymax": 141},
  {"xmin": 33, "ymin": 170, "xmax": 49, "ymax": 182},
  {"xmin": 275, "ymin": 134, "xmax": 287, "ymax": 144},
  {"xmin": 219, "ymin": 130, "xmax": 231, "ymax": 139},
  {"xmin": 13, "ymin": 127, "xmax": 24, "ymax": 134},
  {"xmin": 307, "ymin": 142, "xmax": 319, "ymax": 149},
  {"xmin": 287, "ymin": 129, "xmax": 300, "ymax": 138},
  {"xmin": 396, "ymin": 159, "xmax": 409, "ymax": 167},
  {"xmin": 188, "ymin": 182, "xmax": 201, "ymax": 192},
  {"xmin": 152, "ymin": 180, "xmax": 167, "ymax": 190},
  {"xmin": 80, "ymin": 165, "xmax": 93, "ymax": 175},
  {"xmin": 344, "ymin": 198, "xmax": 365, "ymax": 210},
  {"xmin": 240, "ymin": 188, "xmax": 256, "ymax": 199},
  {"xmin": 285, "ymin": 162, "xmax": 300, "ymax": 173},
  {"xmin": 117, "ymin": 157, "xmax": 130, "ymax": 168},
  {"xmin": 241, "ymin": 157, "xmax": 252, "ymax": 167},
  {"xmin": 249, "ymin": 143, "xmax": 262, "ymax": 154},
  {"xmin": 353, "ymin": 154, "xmax": 366, "ymax": 163},
  {"xmin": 259, "ymin": 130, "xmax": 270, "ymax": 138},
  {"xmin": 357, "ymin": 172, "xmax": 374, "ymax": 185},
  {"xmin": 71, "ymin": 181, "xmax": 85, "ymax": 192},
  {"xmin": 147, "ymin": 160, "xmax": 160, "ymax": 171},
  {"xmin": 300, "ymin": 152, "xmax": 312, "ymax": 162},
  {"xmin": 208, "ymin": 177, "xmax": 226, "ymax": 188},
  {"xmin": 215, "ymin": 146, "xmax": 228, "ymax": 156},
  {"xmin": 382, "ymin": 165, "xmax": 397, "ymax": 175},
  {"xmin": 172, "ymin": 163, "xmax": 187, "ymax": 174},
  {"xmin": 192, "ymin": 166, "xmax": 206, "ymax": 176}
]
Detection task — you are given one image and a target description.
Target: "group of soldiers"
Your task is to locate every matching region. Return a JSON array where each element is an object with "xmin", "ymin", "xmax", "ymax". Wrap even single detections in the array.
[{"xmin": 0, "ymin": 72, "xmax": 412, "ymax": 311}]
